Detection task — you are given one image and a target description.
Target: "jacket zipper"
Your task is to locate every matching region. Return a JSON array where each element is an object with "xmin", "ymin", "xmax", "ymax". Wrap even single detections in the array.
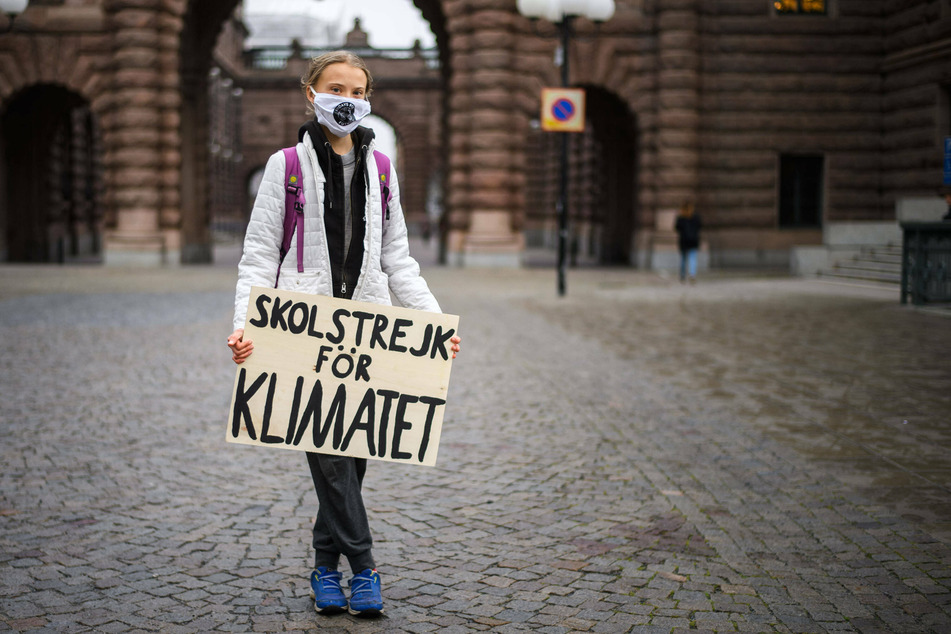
[
  {"xmin": 341, "ymin": 178, "xmax": 349, "ymax": 296},
  {"xmin": 342, "ymin": 145, "xmax": 372, "ymax": 297},
  {"xmin": 341, "ymin": 205, "xmax": 349, "ymax": 296}
]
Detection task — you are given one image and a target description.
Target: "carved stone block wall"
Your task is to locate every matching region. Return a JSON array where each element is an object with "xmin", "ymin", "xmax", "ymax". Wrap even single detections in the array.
[
  {"xmin": 882, "ymin": 0, "xmax": 951, "ymax": 203},
  {"xmin": 1, "ymin": 0, "xmax": 949, "ymax": 267}
]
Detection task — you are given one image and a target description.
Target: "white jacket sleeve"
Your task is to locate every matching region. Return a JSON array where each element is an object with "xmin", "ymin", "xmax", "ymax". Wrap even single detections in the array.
[
  {"xmin": 233, "ymin": 150, "xmax": 286, "ymax": 331},
  {"xmin": 379, "ymin": 167, "xmax": 441, "ymax": 313}
]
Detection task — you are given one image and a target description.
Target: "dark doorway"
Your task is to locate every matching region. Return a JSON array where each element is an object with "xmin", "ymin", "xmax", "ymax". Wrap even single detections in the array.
[
  {"xmin": 584, "ymin": 85, "xmax": 638, "ymax": 264},
  {"xmin": 0, "ymin": 85, "xmax": 102, "ymax": 263},
  {"xmin": 779, "ymin": 154, "xmax": 823, "ymax": 228}
]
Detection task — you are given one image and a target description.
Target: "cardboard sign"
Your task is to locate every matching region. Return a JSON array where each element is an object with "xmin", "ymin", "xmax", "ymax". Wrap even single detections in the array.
[{"xmin": 227, "ymin": 286, "xmax": 459, "ymax": 467}]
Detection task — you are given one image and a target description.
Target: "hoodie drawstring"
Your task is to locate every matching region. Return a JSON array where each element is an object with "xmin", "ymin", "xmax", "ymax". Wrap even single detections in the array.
[{"xmin": 323, "ymin": 142, "xmax": 334, "ymax": 211}]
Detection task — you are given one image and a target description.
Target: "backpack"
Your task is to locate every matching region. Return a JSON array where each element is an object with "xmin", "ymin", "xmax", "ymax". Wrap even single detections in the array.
[{"xmin": 278, "ymin": 146, "xmax": 392, "ymax": 276}]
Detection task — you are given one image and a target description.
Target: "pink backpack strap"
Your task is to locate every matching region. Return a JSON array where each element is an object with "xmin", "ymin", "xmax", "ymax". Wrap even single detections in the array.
[
  {"xmin": 373, "ymin": 150, "xmax": 391, "ymax": 227},
  {"xmin": 278, "ymin": 147, "xmax": 305, "ymax": 284}
]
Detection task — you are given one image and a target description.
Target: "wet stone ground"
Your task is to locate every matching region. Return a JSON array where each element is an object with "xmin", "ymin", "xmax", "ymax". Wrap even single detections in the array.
[{"xmin": 1, "ymin": 260, "xmax": 949, "ymax": 633}]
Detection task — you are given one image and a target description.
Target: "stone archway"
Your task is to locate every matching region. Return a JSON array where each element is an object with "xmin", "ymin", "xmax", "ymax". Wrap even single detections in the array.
[
  {"xmin": 0, "ymin": 84, "xmax": 102, "ymax": 263},
  {"xmin": 366, "ymin": 91, "xmax": 442, "ymax": 233},
  {"xmin": 583, "ymin": 84, "xmax": 638, "ymax": 265},
  {"xmin": 521, "ymin": 96, "xmax": 638, "ymax": 267},
  {"xmin": 180, "ymin": 0, "xmax": 456, "ymax": 263}
]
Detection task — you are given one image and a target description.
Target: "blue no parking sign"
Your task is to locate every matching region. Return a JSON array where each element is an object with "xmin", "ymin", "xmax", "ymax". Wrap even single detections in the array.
[
  {"xmin": 552, "ymin": 98, "xmax": 575, "ymax": 122},
  {"xmin": 541, "ymin": 88, "xmax": 586, "ymax": 133}
]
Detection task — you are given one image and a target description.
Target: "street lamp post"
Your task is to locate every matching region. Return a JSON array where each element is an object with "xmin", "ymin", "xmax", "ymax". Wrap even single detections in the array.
[
  {"xmin": 0, "ymin": 0, "xmax": 28, "ymax": 33},
  {"xmin": 517, "ymin": 0, "xmax": 615, "ymax": 296}
]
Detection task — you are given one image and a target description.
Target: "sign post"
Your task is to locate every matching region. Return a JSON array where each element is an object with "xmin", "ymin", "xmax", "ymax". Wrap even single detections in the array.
[
  {"xmin": 227, "ymin": 287, "xmax": 459, "ymax": 467},
  {"xmin": 540, "ymin": 87, "xmax": 586, "ymax": 297},
  {"xmin": 944, "ymin": 137, "xmax": 951, "ymax": 186}
]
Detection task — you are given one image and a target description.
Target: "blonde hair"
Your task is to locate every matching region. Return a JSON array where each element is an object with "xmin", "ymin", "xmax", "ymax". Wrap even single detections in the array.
[{"xmin": 300, "ymin": 51, "xmax": 374, "ymax": 110}]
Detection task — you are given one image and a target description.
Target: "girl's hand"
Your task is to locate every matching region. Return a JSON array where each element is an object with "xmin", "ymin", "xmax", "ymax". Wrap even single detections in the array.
[
  {"xmin": 450, "ymin": 335, "xmax": 461, "ymax": 359},
  {"xmin": 227, "ymin": 328, "xmax": 254, "ymax": 364}
]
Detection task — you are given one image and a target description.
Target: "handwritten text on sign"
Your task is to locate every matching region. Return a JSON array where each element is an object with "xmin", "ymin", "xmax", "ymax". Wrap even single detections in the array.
[{"xmin": 227, "ymin": 286, "xmax": 459, "ymax": 466}]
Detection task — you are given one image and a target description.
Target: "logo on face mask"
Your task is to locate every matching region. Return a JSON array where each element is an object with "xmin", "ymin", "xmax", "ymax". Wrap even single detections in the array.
[{"xmin": 333, "ymin": 102, "xmax": 356, "ymax": 126}]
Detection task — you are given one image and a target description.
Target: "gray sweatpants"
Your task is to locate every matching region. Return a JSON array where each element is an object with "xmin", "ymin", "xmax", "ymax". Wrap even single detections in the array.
[{"xmin": 305, "ymin": 452, "xmax": 375, "ymax": 574}]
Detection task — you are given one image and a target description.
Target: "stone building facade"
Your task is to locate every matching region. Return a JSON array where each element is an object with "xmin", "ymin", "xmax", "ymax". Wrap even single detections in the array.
[{"xmin": 0, "ymin": 0, "xmax": 949, "ymax": 269}]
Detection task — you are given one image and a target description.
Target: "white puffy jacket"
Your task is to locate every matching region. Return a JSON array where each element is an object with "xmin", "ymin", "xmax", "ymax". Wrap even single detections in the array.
[{"xmin": 233, "ymin": 131, "xmax": 440, "ymax": 331}]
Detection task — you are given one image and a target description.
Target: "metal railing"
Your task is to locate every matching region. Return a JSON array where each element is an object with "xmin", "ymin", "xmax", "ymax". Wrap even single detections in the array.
[
  {"xmin": 900, "ymin": 222, "xmax": 951, "ymax": 305},
  {"xmin": 244, "ymin": 45, "xmax": 440, "ymax": 71}
]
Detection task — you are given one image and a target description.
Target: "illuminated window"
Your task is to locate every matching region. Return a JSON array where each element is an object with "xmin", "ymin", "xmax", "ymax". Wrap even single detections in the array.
[{"xmin": 774, "ymin": 0, "xmax": 826, "ymax": 14}]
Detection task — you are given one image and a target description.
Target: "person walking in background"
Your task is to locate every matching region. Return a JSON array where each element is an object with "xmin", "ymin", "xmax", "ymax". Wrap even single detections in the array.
[
  {"xmin": 226, "ymin": 51, "xmax": 460, "ymax": 618},
  {"xmin": 675, "ymin": 201, "xmax": 702, "ymax": 283}
]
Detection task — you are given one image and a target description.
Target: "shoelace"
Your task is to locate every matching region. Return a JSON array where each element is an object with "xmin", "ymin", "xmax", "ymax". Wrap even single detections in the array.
[
  {"xmin": 318, "ymin": 571, "xmax": 342, "ymax": 593},
  {"xmin": 350, "ymin": 574, "xmax": 375, "ymax": 599}
]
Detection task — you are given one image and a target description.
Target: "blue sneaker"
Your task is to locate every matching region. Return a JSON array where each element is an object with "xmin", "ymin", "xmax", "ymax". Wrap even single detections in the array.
[
  {"xmin": 348, "ymin": 568, "xmax": 383, "ymax": 616},
  {"xmin": 310, "ymin": 567, "xmax": 347, "ymax": 614}
]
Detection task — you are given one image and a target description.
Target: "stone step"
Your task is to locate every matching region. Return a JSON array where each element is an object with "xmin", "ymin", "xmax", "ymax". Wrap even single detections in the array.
[
  {"xmin": 855, "ymin": 251, "xmax": 902, "ymax": 264},
  {"xmin": 835, "ymin": 260, "xmax": 901, "ymax": 274},
  {"xmin": 816, "ymin": 243, "xmax": 903, "ymax": 287},
  {"xmin": 818, "ymin": 268, "xmax": 901, "ymax": 285}
]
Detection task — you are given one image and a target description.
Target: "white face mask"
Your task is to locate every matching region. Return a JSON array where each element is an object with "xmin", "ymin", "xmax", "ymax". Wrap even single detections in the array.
[{"xmin": 310, "ymin": 87, "xmax": 371, "ymax": 137}]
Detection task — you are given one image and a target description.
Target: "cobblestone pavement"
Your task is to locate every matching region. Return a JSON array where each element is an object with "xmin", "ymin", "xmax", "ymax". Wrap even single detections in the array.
[{"xmin": 1, "ymin": 253, "xmax": 950, "ymax": 633}]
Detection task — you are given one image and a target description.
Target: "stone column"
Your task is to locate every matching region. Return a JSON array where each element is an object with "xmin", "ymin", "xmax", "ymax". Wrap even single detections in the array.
[
  {"xmin": 158, "ymin": 5, "xmax": 184, "ymax": 259},
  {"xmin": 654, "ymin": 0, "xmax": 700, "ymax": 214},
  {"xmin": 444, "ymin": 0, "xmax": 524, "ymax": 266},
  {"xmin": 102, "ymin": 0, "xmax": 169, "ymax": 265},
  {"xmin": 649, "ymin": 0, "xmax": 701, "ymax": 269}
]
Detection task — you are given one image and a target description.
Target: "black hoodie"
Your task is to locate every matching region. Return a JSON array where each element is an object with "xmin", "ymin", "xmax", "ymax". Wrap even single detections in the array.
[{"xmin": 298, "ymin": 119, "xmax": 376, "ymax": 299}]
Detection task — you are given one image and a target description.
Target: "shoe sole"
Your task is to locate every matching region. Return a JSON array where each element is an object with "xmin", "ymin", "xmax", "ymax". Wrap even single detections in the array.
[
  {"xmin": 310, "ymin": 590, "xmax": 347, "ymax": 615},
  {"xmin": 348, "ymin": 606, "xmax": 384, "ymax": 617}
]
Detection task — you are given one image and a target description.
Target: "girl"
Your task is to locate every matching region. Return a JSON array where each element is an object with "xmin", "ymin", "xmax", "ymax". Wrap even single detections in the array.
[{"xmin": 227, "ymin": 51, "xmax": 460, "ymax": 617}]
